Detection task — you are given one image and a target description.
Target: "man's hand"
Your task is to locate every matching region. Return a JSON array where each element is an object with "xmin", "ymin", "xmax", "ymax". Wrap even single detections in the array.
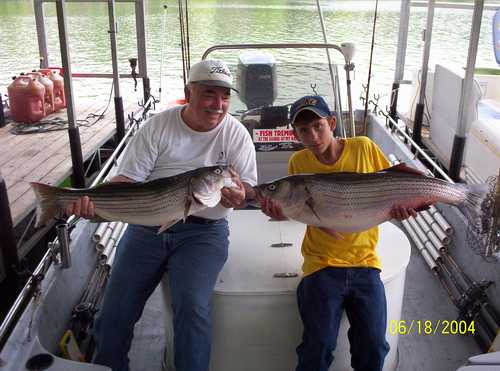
[
  {"xmin": 65, "ymin": 195, "xmax": 96, "ymax": 219},
  {"xmin": 220, "ymin": 169, "xmax": 246, "ymax": 208},
  {"xmin": 390, "ymin": 205, "xmax": 417, "ymax": 220},
  {"xmin": 259, "ymin": 197, "xmax": 287, "ymax": 221}
]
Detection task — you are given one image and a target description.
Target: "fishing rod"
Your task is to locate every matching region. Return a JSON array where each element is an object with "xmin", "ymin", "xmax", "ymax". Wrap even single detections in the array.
[
  {"xmin": 178, "ymin": 0, "xmax": 187, "ymax": 86},
  {"xmin": 159, "ymin": 5, "xmax": 168, "ymax": 102},
  {"xmin": 184, "ymin": 0, "xmax": 191, "ymax": 71},
  {"xmin": 315, "ymin": 0, "xmax": 347, "ymax": 138},
  {"xmin": 362, "ymin": 0, "xmax": 379, "ymax": 134}
]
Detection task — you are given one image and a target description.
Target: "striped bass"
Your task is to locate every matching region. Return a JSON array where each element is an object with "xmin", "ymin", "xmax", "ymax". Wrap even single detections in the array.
[
  {"xmin": 254, "ymin": 165, "xmax": 497, "ymax": 238},
  {"xmin": 31, "ymin": 166, "xmax": 235, "ymax": 233}
]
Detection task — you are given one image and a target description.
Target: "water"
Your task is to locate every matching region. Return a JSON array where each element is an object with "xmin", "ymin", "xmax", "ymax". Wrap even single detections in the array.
[{"xmin": 1, "ymin": 0, "xmax": 499, "ymax": 111}]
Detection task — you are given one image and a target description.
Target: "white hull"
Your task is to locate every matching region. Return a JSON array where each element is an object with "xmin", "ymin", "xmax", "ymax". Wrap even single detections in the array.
[{"xmin": 162, "ymin": 210, "xmax": 411, "ymax": 371}]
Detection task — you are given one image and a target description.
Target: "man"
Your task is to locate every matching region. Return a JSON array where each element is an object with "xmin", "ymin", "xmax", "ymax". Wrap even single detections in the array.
[
  {"xmin": 260, "ymin": 95, "xmax": 415, "ymax": 371},
  {"xmin": 66, "ymin": 60, "xmax": 257, "ymax": 371}
]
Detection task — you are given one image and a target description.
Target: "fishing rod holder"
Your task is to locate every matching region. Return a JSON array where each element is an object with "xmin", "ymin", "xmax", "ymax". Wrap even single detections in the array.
[{"xmin": 49, "ymin": 223, "xmax": 72, "ymax": 269}]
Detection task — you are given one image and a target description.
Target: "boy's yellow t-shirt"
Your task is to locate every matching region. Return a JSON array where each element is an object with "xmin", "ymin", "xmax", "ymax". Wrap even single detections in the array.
[{"xmin": 288, "ymin": 136, "xmax": 391, "ymax": 276}]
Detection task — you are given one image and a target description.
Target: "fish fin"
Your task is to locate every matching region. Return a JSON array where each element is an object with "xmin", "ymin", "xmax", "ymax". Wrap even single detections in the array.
[
  {"xmin": 30, "ymin": 182, "xmax": 62, "ymax": 228},
  {"xmin": 305, "ymin": 197, "xmax": 321, "ymax": 221},
  {"xmin": 385, "ymin": 163, "xmax": 427, "ymax": 176},
  {"xmin": 157, "ymin": 219, "xmax": 181, "ymax": 234}
]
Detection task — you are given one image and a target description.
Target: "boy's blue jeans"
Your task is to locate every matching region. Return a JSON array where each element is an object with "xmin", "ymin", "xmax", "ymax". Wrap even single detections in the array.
[
  {"xmin": 296, "ymin": 267, "xmax": 390, "ymax": 371},
  {"xmin": 93, "ymin": 220, "xmax": 229, "ymax": 371}
]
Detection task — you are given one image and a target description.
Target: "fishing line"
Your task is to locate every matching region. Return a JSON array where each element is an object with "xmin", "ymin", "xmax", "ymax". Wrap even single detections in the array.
[{"xmin": 363, "ymin": 0, "xmax": 380, "ymax": 133}]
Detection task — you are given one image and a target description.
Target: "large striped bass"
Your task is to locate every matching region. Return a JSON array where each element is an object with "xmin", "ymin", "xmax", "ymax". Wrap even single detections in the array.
[
  {"xmin": 254, "ymin": 165, "xmax": 497, "ymax": 238},
  {"xmin": 31, "ymin": 166, "xmax": 235, "ymax": 233}
]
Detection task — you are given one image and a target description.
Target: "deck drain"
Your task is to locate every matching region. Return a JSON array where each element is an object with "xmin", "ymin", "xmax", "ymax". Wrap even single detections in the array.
[{"xmin": 25, "ymin": 353, "xmax": 54, "ymax": 370}]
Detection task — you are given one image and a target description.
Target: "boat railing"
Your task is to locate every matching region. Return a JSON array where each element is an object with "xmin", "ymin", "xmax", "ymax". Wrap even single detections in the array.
[
  {"xmin": 371, "ymin": 98, "xmax": 500, "ymax": 259},
  {"xmin": 411, "ymin": 1, "xmax": 498, "ymax": 11},
  {"xmin": 391, "ymin": 0, "xmax": 490, "ymax": 182},
  {"xmin": 0, "ymin": 99, "xmax": 151, "ymax": 353},
  {"xmin": 368, "ymin": 99, "xmax": 453, "ymax": 182},
  {"xmin": 201, "ymin": 43, "xmax": 356, "ymax": 138}
]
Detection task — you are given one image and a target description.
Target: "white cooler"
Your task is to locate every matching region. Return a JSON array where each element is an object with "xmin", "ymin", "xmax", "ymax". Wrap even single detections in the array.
[{"xmin": 162, "ymin": 209, "xmax": 411, "ymax": 371}]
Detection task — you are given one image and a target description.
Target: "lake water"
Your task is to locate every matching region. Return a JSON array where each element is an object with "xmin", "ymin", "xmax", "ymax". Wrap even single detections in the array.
[{"xmin": 1, "ymin": 0, "xmax": 499, "ymax": 111}]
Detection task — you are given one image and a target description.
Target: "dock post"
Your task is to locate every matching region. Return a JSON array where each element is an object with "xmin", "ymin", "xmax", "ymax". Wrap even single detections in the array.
[
  {"xmin": 0, "ymin": 171, "xmax": 19, "ymax": 276},
  {"xmin": 55, "ymin": 0, "xmax": 85, "ymax": 188},
  {"xmin": 391, "ymin": 0, "xmax": 411, "ymax": 124},
  {"xmin": 143, "ymin": 77, "xmax": 151, "ymax": 104},
  {"xmin": 0, "ymin": 93, "xmax": 5, "ymax": 128},
  {"xmin": 135, "ymin": 0, "xmax": 150, "ymax": 104},
  {"xmin": 107, "ymin": 0, "xmax": 126, "ymax": 142},
  {"xmin": 412, "ymin": 0, "xmax": 435, "ymax": 146}
]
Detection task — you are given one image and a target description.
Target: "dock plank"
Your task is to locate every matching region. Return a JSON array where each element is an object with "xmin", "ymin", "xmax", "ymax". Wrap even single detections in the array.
[
  {"xmin": 0, "ymin": 104, "xmax": 98, "ymax": 167},
  {"xmin": 0, "ymin": 99, "xmax": 139, "ymax": 225}
]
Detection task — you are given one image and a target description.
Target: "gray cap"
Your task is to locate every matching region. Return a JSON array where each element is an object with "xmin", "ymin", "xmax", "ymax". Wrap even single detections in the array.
[{"xmin": 188, "ymin": 60, "xmax": 238, "ymax": 92}]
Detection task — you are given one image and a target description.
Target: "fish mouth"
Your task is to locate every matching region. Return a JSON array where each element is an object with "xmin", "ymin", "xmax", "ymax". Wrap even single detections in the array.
[
  {"xmin": 251, "ymin": 186, "xmax": 265, "ymax": 202},
  {"xmin": 245, "ymin": 186, "xmax": 263, "ymax": 208}
]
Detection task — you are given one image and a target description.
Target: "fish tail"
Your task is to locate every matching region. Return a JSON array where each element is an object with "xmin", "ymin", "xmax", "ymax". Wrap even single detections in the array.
[
  {"xmin": 459, "ymin": 176, "xmax": 499, "ymax": 256},
  {"xmin": 30, "ymin": 182, "xmax": 62, "ymax": 227}
]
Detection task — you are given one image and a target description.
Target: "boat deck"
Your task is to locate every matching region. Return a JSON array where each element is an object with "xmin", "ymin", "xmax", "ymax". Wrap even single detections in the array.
[
  {"xmin": 126, "ymin": 243, "xmax": 481, "ymax": 371},
  {"xmin": 0, "ymin": 99, "xmax": 139, "ymax": 226}
]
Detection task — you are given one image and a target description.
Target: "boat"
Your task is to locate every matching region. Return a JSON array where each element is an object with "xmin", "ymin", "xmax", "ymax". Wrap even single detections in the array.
[{"xmin": 0, "ymin": 1, "xmax": 499, "ymax": 371}]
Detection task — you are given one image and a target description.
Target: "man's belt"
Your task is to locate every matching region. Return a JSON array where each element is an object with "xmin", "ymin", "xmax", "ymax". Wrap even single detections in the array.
[{"xmin": 184, "ymin": 215, "xmax": 222, "ymax": 225}]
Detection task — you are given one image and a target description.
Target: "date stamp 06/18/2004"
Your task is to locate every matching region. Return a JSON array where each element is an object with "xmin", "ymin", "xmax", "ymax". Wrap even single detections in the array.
[{"xmin": 388, "ymin": 320, "xmax": 476, "ymax": 336}]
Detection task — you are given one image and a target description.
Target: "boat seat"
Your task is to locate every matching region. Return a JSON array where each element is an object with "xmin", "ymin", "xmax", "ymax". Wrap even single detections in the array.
[{"xmin": 467, "ymin": 351, "xmax": 500, "ymax": 365}]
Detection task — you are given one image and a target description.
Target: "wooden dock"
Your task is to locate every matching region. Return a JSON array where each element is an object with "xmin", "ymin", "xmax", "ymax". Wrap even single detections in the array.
[{"xmin": 0, "ymin": 99, "xmax": 139, "ymax": 226}]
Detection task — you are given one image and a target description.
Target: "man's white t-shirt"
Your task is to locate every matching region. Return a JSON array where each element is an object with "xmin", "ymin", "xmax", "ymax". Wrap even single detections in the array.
[{"xmin": 117, "ymin": 105, "xmax": 257, "ymax": 220}]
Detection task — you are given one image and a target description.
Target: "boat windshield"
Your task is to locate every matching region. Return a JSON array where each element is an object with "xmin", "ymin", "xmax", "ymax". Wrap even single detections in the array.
[{"xmin": 217, "ymin": 57, "xmax": 349, "ymax": 152}]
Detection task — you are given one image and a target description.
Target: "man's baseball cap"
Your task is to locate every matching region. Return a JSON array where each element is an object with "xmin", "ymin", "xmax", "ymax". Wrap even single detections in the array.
[
  {"xmin": 187, "ymin": 60, "xmax": 238, "ymax": 92},
  {"xmin": 289, "ymin": 95, "xmax": 332, "ymax": 125}
]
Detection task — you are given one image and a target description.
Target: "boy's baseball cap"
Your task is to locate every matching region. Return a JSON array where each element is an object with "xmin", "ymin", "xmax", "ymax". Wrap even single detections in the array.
[
  {"xmin": 290, "ymin": 95, "xmax": 332, "ymax": 124},
  {"xmin": 187, "ymin": 60, "xmax": 238, "ymax": 92}
]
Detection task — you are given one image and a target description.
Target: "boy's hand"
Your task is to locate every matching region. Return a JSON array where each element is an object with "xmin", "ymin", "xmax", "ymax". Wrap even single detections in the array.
[{"xmin": 390, "ymin": 205, "xmax": 417, "ymax": 220}]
